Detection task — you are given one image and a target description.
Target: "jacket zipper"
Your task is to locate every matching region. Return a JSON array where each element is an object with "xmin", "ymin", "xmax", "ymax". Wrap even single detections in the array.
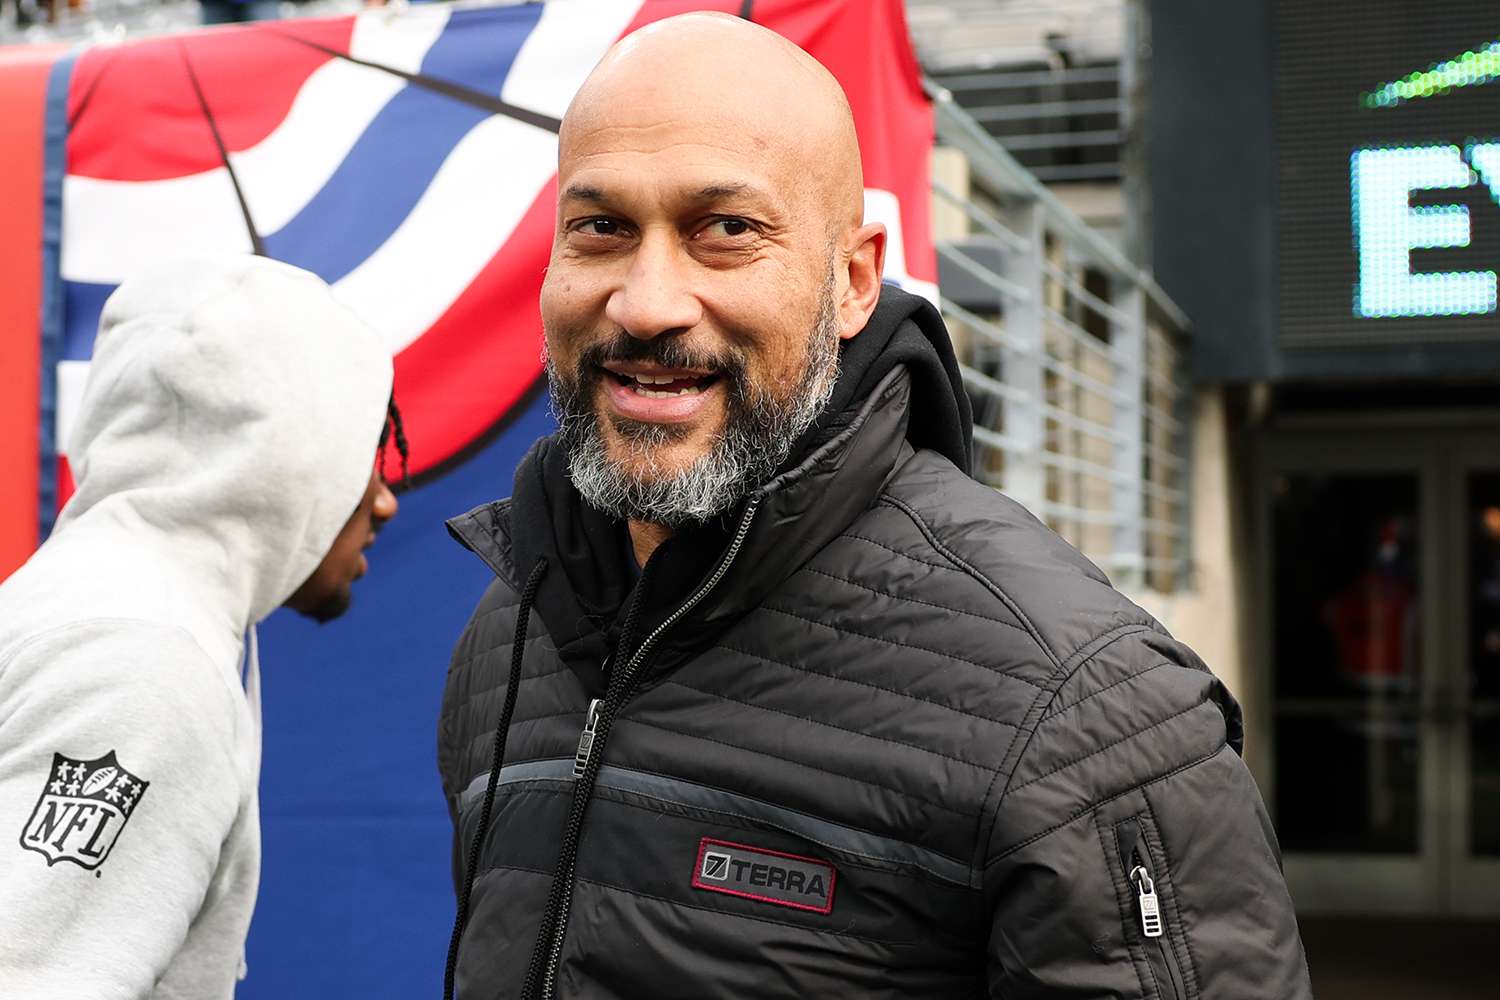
[
  {"xmin": 572, "ymin": 699, "xmax": 601, "ymax": 779},
  {"xmin": 538, "ymin": 496, "xmax": 763, "ymax": 1000},
  {"xmin": 1118, "ymin": 818, "xmax": 1187, "ymax": 1000}
]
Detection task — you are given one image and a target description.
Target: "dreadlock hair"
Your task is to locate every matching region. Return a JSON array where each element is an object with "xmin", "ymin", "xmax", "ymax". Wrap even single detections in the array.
[{"xmin": 378, "ymin": 395, "xmax": 411, "ymax": 490}]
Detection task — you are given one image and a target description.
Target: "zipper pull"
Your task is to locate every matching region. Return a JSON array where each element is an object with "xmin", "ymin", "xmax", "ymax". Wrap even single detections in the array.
[
  {"xmin": 573, "ymin": 699, "xmax": 602, "ymax": 779},
  {"xmin": 1130, "ymin": 865, "xmax": 1164, "ymax": 938}
]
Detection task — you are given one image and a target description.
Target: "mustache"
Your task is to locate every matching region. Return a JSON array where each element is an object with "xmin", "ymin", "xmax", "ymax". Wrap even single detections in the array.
[{"xmin": 575, "ymin": 330, "xmax": 748, "ymax": 380}]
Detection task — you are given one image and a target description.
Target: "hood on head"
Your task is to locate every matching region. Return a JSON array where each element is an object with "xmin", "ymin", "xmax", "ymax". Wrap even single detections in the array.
[{"xmin": 55, "ymin": 255, "xmax": 394, "ymax": 626}]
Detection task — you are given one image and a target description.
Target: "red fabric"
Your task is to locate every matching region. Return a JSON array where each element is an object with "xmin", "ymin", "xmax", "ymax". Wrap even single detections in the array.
[
  {"xmin": 67, "ymin": 19, "xmax": 353, "ymax": 181},
  {"xmin": 25, "ymin": 0, "xmax": 936, "ymax": 498},
  {"xmin": 757, "ymin": 0, "xmax": 936, "ymax": 283},
  {"xmin": 0, "ymin": 46, "xmax": 62, "ymax": 579},
  {"xmin": 390, "ymin": 178, "xmax": 555, "ymax": 476}
]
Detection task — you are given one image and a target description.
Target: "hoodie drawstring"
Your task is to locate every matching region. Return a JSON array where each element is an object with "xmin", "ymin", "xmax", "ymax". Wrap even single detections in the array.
[{"xmin": 443, "ymin": 556, "xmax": 548, "ymax": 1000}]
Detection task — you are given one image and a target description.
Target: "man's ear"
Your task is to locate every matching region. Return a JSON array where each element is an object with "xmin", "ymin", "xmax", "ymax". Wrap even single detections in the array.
[{"xmin": 838, "ymin": 222, "xmax": 887, "ymax": 341}]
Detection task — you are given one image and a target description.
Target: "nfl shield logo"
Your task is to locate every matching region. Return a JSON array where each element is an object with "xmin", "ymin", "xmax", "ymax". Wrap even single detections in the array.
[{"xmin": 19, "ymin": 751, "xmax": 149, "ymax": 871}]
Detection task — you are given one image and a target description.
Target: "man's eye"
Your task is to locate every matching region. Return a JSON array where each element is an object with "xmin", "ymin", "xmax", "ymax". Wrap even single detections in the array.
[
  {"xmin": 584, "ymin": 218, "xmax": 621, "ymax": 236},
  {"xmin": 707, "ymin": 218, "xmax": 753, "ymax": 238}
]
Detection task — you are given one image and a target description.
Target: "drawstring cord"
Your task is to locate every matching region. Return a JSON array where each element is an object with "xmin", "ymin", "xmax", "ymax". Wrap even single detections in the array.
[{"xmin": 443, "ymin": 556, "xmax": 548, "ymax": 1000}]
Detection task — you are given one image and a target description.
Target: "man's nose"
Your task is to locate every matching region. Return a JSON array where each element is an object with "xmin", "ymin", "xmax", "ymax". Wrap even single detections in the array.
[{"xmin": 605, "ymin": 230, "xmax": 703, "ymax": 339}]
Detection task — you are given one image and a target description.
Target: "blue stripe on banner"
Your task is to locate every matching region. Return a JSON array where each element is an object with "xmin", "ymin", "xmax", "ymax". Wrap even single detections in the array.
[
  {"xmin": 62, "ymin": 280, "xmax": 116, "ymax": 361},
  {"xmin": 263, "ymin": 4, "xmax": 544, "ymax": 283},
  {"xmin": 38, "ymin": 50, "xmax": 77, "ymax": 543}
]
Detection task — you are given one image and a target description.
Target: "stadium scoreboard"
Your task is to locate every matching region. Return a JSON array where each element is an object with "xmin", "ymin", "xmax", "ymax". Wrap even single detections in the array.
[{"xmin": 1276, "ymin": 1, "xmax": 1500, "ymax": 349}]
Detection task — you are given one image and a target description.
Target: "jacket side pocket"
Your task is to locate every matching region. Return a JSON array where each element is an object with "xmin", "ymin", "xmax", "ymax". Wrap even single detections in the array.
[{"xmin": 1114, "ymin": 814, "xmax": 1195, "ymax": 1000}]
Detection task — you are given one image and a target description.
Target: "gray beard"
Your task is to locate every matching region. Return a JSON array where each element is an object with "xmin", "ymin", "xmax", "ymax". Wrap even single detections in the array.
[{"xmin": 549, "ymin": 278, "xmax": 841, "ymax": 528}]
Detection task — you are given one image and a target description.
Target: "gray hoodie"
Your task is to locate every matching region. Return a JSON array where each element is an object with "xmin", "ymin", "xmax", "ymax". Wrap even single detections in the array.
[{"xmin": 0, "ymin": 256, "xmax": 392, "ymax": 998}]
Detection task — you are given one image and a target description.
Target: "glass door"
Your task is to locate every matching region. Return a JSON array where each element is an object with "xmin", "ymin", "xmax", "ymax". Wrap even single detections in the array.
[
  {"xmin": 1445, "ymin": 452, "xmax": 1500, "ymax": 915},
  {"xmin": 1262, "ymin": 442, "xmax": 1443, "ymax": 914},
  {"xmin": 1264, "ymin": 433, "xmax": 1500, "ymax": 916}
]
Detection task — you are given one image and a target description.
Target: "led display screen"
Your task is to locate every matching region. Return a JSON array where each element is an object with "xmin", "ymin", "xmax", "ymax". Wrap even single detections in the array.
[{"xmin": 1277, "ymin": 2, "xmax": 1500, "ymax": 348}]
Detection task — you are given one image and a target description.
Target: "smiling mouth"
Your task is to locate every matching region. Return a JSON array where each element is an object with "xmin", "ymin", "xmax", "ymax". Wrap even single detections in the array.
[{"xmin": 606, "ymin": 369, "xmax": 722, "ymax": 398}]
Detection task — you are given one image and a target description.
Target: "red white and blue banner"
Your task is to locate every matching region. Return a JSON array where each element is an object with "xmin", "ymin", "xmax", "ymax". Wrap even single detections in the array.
[{"xmin": 0, "ymin": 1, "xmax": 933, "ymax": 995}]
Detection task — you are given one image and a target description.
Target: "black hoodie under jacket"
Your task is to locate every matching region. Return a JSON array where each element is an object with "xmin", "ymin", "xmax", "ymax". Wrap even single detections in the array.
[{"xmin": 438, "ymin": 286, "xmax": 1312, "ymax": 1000}]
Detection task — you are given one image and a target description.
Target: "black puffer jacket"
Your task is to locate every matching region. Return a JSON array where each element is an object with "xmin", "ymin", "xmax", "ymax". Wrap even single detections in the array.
[{"xmin": 437, "ymin": 289, "xmax": 1311, "ymax": 999}]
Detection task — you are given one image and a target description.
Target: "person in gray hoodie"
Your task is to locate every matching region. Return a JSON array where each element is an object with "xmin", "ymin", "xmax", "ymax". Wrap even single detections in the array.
[{"xmin": 0, "ymin": 255, "xmax": 400, "ymax": 998}]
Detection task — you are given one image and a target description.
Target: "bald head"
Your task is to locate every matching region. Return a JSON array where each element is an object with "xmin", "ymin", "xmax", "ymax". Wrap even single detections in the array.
[
  {"xmin": 561, "ymin": 12, "xmax": 866, "ymax": 234},
  {"xmin": 539, "ymin": 12, "xmax": 888, "ymax": 542}
]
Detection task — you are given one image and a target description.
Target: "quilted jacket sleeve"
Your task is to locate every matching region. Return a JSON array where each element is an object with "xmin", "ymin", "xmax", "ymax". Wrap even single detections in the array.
[{"xmin": 981, "ymin": 631, "xmax": 1312, "ymax": 999}]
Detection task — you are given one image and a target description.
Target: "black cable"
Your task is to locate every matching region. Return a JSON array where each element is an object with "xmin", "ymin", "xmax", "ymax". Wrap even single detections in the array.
[
  {"xmin": 179, "ymin": 42, "xmax": 264, "ymax": 257},
  {"xmin": 269, "ymin": 28, "xmax": 561, "ymax": 135},
  {"xmin": 442, "ymin": 557, "xmax": 548, "ymax": 1000}
]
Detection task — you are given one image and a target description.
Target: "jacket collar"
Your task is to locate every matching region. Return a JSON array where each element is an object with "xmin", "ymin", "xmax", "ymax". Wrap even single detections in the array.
[
  {"xmin": 448, "ymin": 366, "xmax": 914, "ymax": 689},
  {"xmin": 696, "ymin": 364, "xmax": 910, "ymax": 626}
]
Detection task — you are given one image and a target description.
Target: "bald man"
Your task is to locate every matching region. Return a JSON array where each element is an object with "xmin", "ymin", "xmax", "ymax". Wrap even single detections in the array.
[{"xmin": 437, "ymin": 13, "xmax": 1311, "ymax": 1000}]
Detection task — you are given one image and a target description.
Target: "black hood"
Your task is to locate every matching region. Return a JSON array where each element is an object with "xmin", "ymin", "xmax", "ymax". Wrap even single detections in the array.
[
  {"xmin": 448, "ymin": 284, "xmax": 972, "ymax": 691},
  {"xmin": 800, "ymin": 283, "xmax": 972, "ymax": 474}
]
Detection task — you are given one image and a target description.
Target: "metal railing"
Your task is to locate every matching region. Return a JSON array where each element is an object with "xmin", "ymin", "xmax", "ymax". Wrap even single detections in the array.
[
  {"xmin": 927, "ymin": 62, "xmax": 1123, "ymax": 184},
  {"xmin": 906, "ymin": 1, "xmax": 1124, "ymax": 181},
  {"xmin": 929, "ymin": 81, "xmax": 1192, "ymax": 594}
]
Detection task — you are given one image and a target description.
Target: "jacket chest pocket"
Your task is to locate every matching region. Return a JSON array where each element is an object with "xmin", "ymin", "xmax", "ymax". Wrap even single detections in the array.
[{"xmin": 1112, "ymin": 813, "xmax": 1197, "ymax": 1000}]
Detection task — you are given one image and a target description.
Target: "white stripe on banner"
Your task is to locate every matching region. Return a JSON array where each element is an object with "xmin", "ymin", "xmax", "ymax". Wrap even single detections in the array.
[
  {"xmin": 63, "ymin": 174, "xmax": 251, "ymax": 283},
  {"xmin": 330, "ymin": 114, "xmax": 557, "ymax": 355},
  {"xmin": 864, "ymin": 187, "xmax": 938, "ymax": 306},
  {"xmin": 500, "ymin": 0, "xmax": 643, "ymax": 121},
  {"xmin": 331, "ymin": 0, "xmax": 643, "ymax": 355},
  {"xmin": 60, "ymin": 7, "xmax": 453, "ymax": 285}
]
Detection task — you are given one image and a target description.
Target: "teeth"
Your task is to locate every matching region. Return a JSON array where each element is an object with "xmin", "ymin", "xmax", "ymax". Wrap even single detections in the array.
[
  {"xmin": 628, "ymin": 373, "xmax": 704, "ymax": 385},
  {"xmin": 631, "ymin": 384, "xmax": 704, "ymax": 398}
]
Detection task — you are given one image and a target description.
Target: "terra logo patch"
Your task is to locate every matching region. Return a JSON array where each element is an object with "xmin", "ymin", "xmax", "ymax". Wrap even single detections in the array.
[
  {"xmin": 690, "ymin": 837, "xmax": 836, "ymax": 914},
  {"xmin": 19, "ymin": 751, "xmax": 149, "ymax": 872}
]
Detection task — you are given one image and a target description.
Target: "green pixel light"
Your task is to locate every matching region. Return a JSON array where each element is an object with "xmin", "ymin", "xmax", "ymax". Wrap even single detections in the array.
[{"xmin": 1362, "ymin": 39, "xmax": 1500, "ymax": 108}]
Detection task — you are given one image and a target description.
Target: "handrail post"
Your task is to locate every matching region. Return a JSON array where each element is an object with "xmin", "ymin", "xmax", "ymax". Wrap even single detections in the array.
[
  {"xmin": 1001, "ymin": 199, "xmax": 1046, "ymax": 515},
  {"xmin": 1110, "ymin": 278, "xmax": 1146, "ymax": 590}
]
